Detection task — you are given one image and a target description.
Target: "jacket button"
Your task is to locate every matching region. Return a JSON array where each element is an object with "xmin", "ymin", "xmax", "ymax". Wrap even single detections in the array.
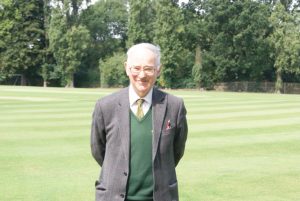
[
  {"xmin": 123, "ymin": 172, "xmax": 128, "ymax": 176},
  {"xmin": 120, "ymin": 194, "xmax": 125, "ymax": 198}
]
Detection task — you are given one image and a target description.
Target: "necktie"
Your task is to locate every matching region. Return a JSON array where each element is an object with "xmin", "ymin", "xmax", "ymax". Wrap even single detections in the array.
[{"xmin": 136, "ymin": 99, "xmax": 144, "ymax": 120}]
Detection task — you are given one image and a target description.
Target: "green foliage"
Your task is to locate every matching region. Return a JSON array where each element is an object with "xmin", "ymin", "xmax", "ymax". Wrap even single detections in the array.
[
  {"xmin": 75, "ymin": 67, "xmax": 100, "ymax": 87},
  {"xmin": 80, "ymin": 0, "xmax": 128, "ymax": 57},
  {"xmin": 192, "ymin": 63, "xmax": 203, "ymax": 88},
  {"xmin": 200, "ymin": 51, "xmax": 218, "ymax": 89},
  {"xmin": 99, "ymin": 52, "xmax": 128, "ymax": 87},
  {"xmin": 154, "ymin": 0, "xmax": 189, "ymax": 88},
  {"xmin": 39, "ymin": 0, "xmax": 55, "ymax": 87},
  {"xmin": 65, "ymin": 25, "xmax": 90, "ymax": 86},
  {"xmin": 79, "ymin": 0, "xmax": 128, "ymax": 87},
  {"xmin": 192, "ymin": 45, "xmax": 203, "ymax": 89},
  {"xmin": 201, "ymin": 0, "xmax": 273, "ymax": 83},
  {"xmin": 269, "ymin": 2, "xmax": 300, "ymax": 93},
  {"xmin": 0, "ymin": 0, "xmax": 45, "ymax": 84},
  {"xmin": 49, "ymin": 3, "xmax": 90, "ymax": 87},
  {"xmin": 127, "ymin": 0, "xmax": 155, "ymax": 47}
]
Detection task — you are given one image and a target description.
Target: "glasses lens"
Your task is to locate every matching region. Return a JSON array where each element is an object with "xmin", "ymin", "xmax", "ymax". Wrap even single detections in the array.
[
  {"xmin": 144, "ymin": 67, "xmax": 154, "ymax": 75},
  {"xmin": 130, "ymin": 66, "xmax": 155, "ymax": 75},
  {"xmin": 131, "ymin": 66, "xmax": 140, "ymax": 74}
]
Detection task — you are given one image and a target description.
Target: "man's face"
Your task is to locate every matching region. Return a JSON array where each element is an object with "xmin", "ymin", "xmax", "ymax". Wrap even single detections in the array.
[{"xmin": 125, "ymin": 48, "xmax": 160, "ymax": 98}]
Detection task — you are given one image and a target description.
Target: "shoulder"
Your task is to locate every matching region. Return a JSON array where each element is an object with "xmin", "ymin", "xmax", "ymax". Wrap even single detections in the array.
[
  {"xmin": 154, "ymin": 87, "xmax": 184, "ymax": 105},
  {"xmin": 95, "ymin": 87, "xmax": 128, "ymax": 108},
  {"xmin": 154, "ymin": 88, "xmax": 187, "ymax": 117},
  {"xmin": 154, "ymin": 88, "xmax": 183, "ymax": 103}
]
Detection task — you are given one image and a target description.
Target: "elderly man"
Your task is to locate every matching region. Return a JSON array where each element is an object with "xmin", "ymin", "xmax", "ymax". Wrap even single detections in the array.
[{"xmin": 91, "ymin": 43, "xmax": 188, "ymax": 201}]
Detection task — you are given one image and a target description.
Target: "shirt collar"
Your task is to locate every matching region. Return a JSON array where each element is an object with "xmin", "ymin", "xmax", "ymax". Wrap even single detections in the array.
[{"xmin": 129, "ymin": 85, "xmax": 153, "ymax": 106}]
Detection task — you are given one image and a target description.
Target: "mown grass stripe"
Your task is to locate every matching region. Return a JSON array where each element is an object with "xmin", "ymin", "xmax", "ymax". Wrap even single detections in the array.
[
  {"xmin": 190, "ymin": 116, "xmax": 300, "ymax": 132},
  {"xmin": 188, "ymin": 107, "xmax": 300, "ymax": 119}
]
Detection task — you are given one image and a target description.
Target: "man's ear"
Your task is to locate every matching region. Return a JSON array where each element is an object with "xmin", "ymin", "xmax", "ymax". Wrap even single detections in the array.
[{"xmin": 124, "ymin": 62, "xmax": 130, "ymax": 76}]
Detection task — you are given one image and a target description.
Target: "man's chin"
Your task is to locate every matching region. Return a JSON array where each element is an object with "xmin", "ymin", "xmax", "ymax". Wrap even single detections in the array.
[
  {"xmin": 137, "ymin": 84, "xmax": 149, "ymax": 90},
  {"xmin": 136, "ymin": 86, "xmax": 150, "ymax": 96}
]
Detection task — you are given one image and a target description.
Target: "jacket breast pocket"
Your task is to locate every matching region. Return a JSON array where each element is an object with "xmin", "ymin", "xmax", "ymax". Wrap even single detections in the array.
[{"xmin": 160, "ymin": 127, "xmax": 176, "ymax": 155}]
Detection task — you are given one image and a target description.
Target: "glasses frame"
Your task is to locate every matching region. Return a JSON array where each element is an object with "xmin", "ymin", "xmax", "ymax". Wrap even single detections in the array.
[{"xmin": 129, "ymin": 65, "xmax": 157, "ymax": 76}]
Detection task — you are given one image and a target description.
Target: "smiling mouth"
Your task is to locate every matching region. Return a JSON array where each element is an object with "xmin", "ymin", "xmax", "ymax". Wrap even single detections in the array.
[{"xmin": 138, "ymin": 80, "xmax": 148, "ymax": 83}]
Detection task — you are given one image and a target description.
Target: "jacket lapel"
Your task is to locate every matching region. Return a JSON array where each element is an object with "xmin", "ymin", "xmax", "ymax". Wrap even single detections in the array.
[
  {"xmin": 152, "ymin": 88, "xmax": 167, "ymax": 161},
  {"xmin": 117, "ymin": 88, "xmax": 130, "ymax": 162}
]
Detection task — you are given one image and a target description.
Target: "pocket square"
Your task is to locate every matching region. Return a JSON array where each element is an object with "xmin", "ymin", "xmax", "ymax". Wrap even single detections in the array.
[{"xmin": 166, "ymin": 119, "xmax": 171, "ymax": 130}]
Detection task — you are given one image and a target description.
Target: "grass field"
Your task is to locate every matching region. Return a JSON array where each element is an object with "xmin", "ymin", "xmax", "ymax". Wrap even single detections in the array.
[{"xmin": 0, "ymin": 85, "xmax": 300, "ymax": 201}]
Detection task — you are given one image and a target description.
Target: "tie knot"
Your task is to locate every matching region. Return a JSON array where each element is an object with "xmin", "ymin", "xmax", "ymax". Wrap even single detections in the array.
[{"xmin": 136, "ymin": 99, "xmax": 144, "ymax": 106}]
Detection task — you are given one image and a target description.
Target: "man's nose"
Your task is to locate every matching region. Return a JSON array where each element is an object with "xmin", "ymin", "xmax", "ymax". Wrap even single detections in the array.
[{"xmin": 138, "ymin": 69, "xmax": 146, "ymax": 77}]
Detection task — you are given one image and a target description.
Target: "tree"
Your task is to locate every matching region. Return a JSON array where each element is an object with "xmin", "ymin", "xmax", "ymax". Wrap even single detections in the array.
[
  {"xmin": 192, "ymin": 45, "xmax": 203, "ymax": 89},
  {"xmin": 269, "ymin": 2, "xmax": 300, "ymax": 93},
  {"xmin": 48, "ymin": 0, "xmax": 91, "ymax": 87},
  {"xmin": 49, "ymin": 7, "xmax": 90, "ymax": 87},
  {"xmin": 154, "ymin": 0, "xmax": 190, "ymax": 88},
  {"xmin": 79, "ymin": 0, "xmax": 128, "ymax": 87},
  {"xmin": 80, "ymin": 0, "xmax": 127, "ymax": 55},
  {"xmin": 127, "ymin": 0, "xmax": 155, "ymax": 47},
  {"xmin": 39, "ymin": 0, "xmax": 55, "ymax": 87},
  {"xmin": 183, "ymin": 0, "xmax": 211, "ymax": 88},
  {"xmin": 0, "ymin": 0, "xmax": 15, "ymax": 81},
  {"xmin": 0, "ymin": 0, "xmax": 45, "ymax": 85},
  {"xmin": 198, "ymin": 0, "xmax": 273, "ymax": 83}
]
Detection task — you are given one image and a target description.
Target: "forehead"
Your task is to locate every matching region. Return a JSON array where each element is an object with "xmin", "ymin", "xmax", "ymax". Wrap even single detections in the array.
[{"xmin": 127, "ymin": 48, "xmax": 156, "ymax": 66}]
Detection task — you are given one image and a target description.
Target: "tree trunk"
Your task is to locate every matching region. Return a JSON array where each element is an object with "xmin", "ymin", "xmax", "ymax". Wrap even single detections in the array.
[
  {"xmin": 43, "ymin": 80, "xmax": 47, "ymax": 87},
  {"xmin": 193, "ymin": 44, "xmax": 202, "ymax": 89},
  {"xmin": 65, "ymin": 73, "xmax": 74, "ymax": 88},
  {"xmin": 20, "ymin": 74, "xmax": 27, "ymax": 86},
  {"xmin": 275, "ymin": 68, "xmax": 283, "ymax": 93}
]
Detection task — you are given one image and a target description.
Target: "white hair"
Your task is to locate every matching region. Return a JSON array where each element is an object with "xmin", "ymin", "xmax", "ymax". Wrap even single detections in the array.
[{"xmin": 126, "ymin": 43, "xmax": 161, "ymax": 69}]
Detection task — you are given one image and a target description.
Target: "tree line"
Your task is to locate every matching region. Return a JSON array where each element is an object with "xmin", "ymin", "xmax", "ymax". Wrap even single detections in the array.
[{"xmin": 0, "ymin": 0, "xmax": 299, "ymax": 93}]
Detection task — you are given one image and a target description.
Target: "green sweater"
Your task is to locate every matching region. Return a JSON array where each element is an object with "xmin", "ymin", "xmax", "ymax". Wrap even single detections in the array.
[{"xmin": 126, "ymin": 108, "xmax": 153, "ymax": 201}]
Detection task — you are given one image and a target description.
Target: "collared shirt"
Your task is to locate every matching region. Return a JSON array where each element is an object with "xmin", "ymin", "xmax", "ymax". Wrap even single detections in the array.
[{"xmin": 129, "ymin": 85, "xmax": 153, "ymax": 116}]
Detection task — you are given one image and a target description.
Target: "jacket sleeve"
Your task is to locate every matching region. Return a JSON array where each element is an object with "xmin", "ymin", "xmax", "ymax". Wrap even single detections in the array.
[
  {"xmin": 91, "ymin": 100, "xmax": 106, "ymax": 167},
  {"xmin": 174, "ymin": 99, "xmax": 188, "ymax": 166}
]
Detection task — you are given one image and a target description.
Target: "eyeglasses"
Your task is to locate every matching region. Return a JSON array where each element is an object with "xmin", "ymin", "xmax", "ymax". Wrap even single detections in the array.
[{"xmin": 129, "ymin": 66, "xmax": 156, "ymax": 76}]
